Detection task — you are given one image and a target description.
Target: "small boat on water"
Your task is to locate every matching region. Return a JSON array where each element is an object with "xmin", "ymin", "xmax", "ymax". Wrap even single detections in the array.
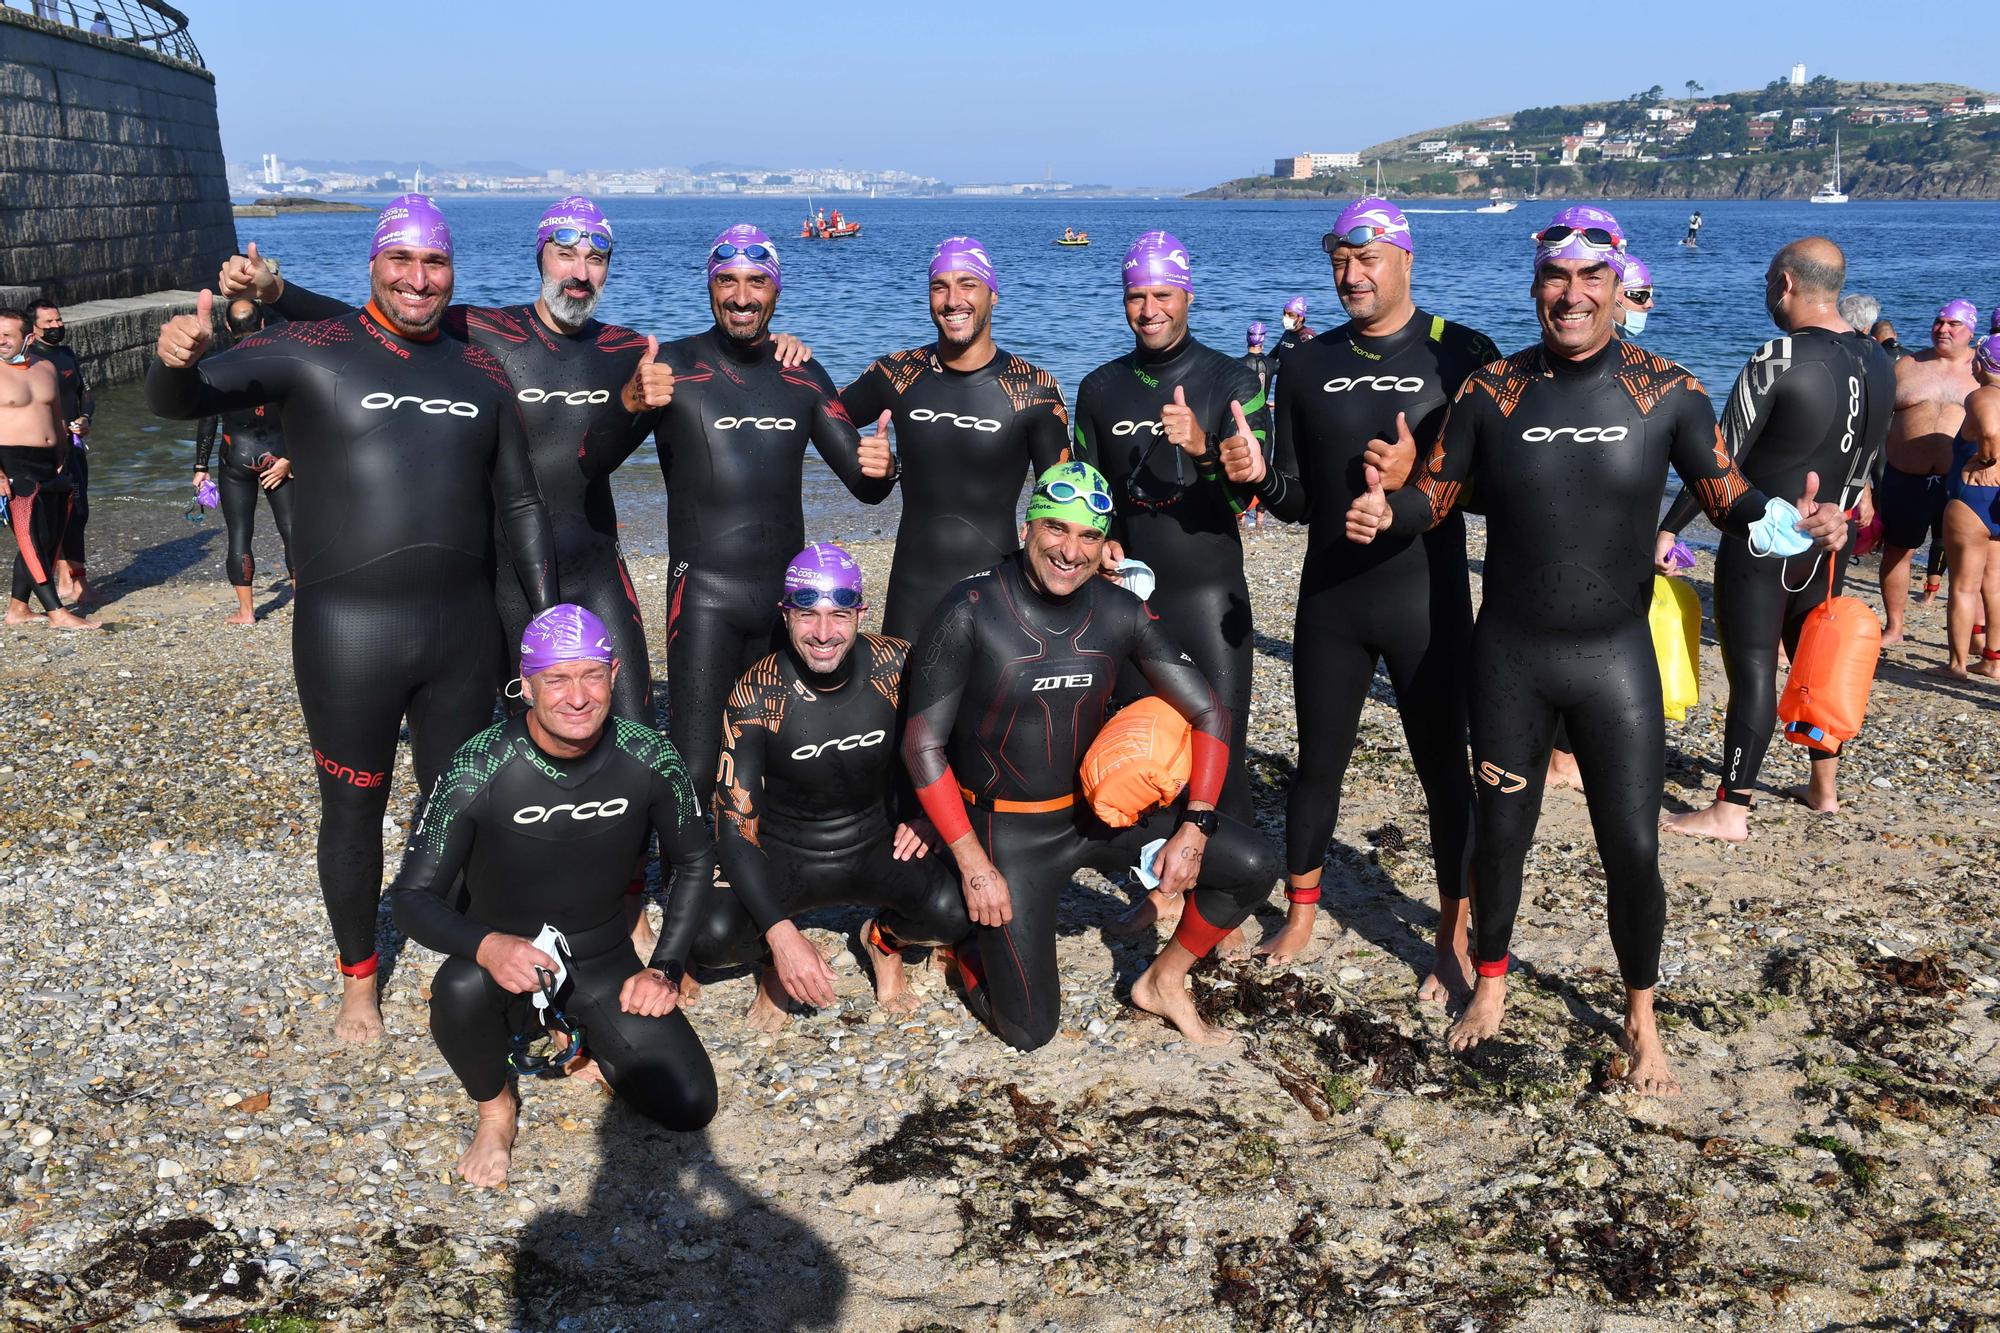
[
  {"xmin": 1473, "ymin": 189, "xmax": 1518, "ymax": 214},
  {"xmin": 801, "ymin": 221, "xmax": 862, "ymax": 239},
  {"xmin": 1054, "ymin": 237, "xmax": 1090, "ymax": 247}
]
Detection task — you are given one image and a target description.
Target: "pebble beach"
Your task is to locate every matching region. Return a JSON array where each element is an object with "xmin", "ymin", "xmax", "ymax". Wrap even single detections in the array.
[{"xmin": 2, "ymin": 498, "xmax": 1997, "ymax": 1331}]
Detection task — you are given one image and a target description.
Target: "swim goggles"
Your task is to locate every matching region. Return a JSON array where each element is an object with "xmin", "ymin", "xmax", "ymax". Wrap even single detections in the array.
[
  {"xmin": 781, "ymin": 585, "xmax": 863, "ymax": 611},
  {"xmin": 1037, "ymin": 478, "xmax": 1115, "ymax": 514},
  {"xmin": 709, "ymin": 242, "xmax": 775, "ymax": 264},
  {"xmin": 1624, "ymin": 288, "xmax": 1654, "ymax": 304},
  {"xmin": 1532, "ymin": 224, "xmax": 1625, "ymax": 252},
  {"xmin": 1322, "ymin": 223, "xmax": 1407, "ymax": 252},
  {"xmin": 508, "ymin": 967, "xmax": 588, "ymax": 1078},
  {"xmin": 545, "ymin": 227, "xmax": 611, "ymax": 254}
]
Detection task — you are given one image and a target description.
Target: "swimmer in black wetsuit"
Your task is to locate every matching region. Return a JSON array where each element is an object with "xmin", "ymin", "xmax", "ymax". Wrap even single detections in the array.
[
  {"xmin": 1347, "ymin": 208, "xmax": 1848, "ymax": 1095},
  {"xmin": 391, "ymin": 604, "xmax": 716, "ymax": 1188},
  {"xmin": 694, "ymin": 544, "xmax": 970, "ymax": 1028},
  {"xmin": 1070, "ymin": 230, "xmax": 1270, "ymax": 823},
  {"xmin": 193, "ymin": 300, "xmax": 297, "ymax": 624},
  {"xmin": 903, "ymin": 461, "xmax": 1279, "ymax": 1050},
  {"xmin": 1267, "ymin": 295, "xmax": 1316, "ymax": 395},
  {"xmin": 1658, "ymin": 239, "xmax": 1892, "ymax": 841},
  {"xmin": 1242, "ymin": 321, "xmax": 1271, "ymax": 400},
  {"xmin": 148, "ymin": 195, "xmax": 559, "ymax": 1043},
  {"xmin": 0, "ymin": 308, "xmax": 94, "ymax": 631},
  {"xmin": 839, "ymin": 235, "xmax": 1070, "ymax": 640},
  {"xmin": 1223, "ymin": 198, "xmax": 1498, "ymax": 985},
  {"xmin": 25, "ymin": 300, "xmax": 93, "ymax": 603}
]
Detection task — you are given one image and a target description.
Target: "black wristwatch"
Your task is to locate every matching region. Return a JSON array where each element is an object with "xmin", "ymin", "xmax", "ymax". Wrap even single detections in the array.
[{"xmin": 1179, "ymin": 808, "xmax": 1219, "ymax": 837}]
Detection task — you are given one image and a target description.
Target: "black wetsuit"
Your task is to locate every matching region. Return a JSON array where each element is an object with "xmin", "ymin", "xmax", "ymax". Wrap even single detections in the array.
[
  {"xmin": 1240, "ymin": 350, "xmax": 1272, "ymax": 404},
  {"xmin": 146, "ymin": 304, "xmax": 558, "ymax": 974},
  {"xmin": 195, "ymin": 360, "xmax": 296, "ymax": 588},
  {"xmin": 1660, "ymin": 329, "xmax": 1893, "ymax": 796},
  {"xmin": 591, "ymin": 327, "xmax": 893, "ymax": 810},
  {"xmin": 1389, "ymin": 339, "xmax": 1769, "ymax": 990},
  {"xmin": 390, "ymin": 716, "xmax": 716, "ymax": 1129},
  {"xmin": 694, "ymin": 633, "xmax": 969, "ymax": 967},
  {"xmin": 902, "ymin": 556, "xmax": 1278, "ymax": 1051},
  {"xmin": 1071, "ymin": 334, "xmax": 1269, "ymax": 821},
  {"xmin": 1, "ymin": 439, "xmax": 71, "ymax": 613},
  {"xmin": 1260, "ymin": 310, "xmax": 1500, "ymax": 897},
  {"xmin": 269, "ymin": 283, "xmax": 656, "ymax": 720},
  {"xmin": 1267, "ymin": 324, "xmax": 1316, "ymax": 392},
  {"xmin": 839, "ymin": 345, "xmax": 1069, "ymax": 640},
  {"xmin": 26, "ymin": 338, "xmax": 90, "ymax": 565}
]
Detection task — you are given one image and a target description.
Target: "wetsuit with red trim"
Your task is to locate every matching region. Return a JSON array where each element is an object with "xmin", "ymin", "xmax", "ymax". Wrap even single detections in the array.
[
  {"xmin": 26, "ymin": 336, "xmax": 91, "ymax": 566},
  {"xmin": 1659, "ymin": 329, "xmax": 1892, "ymax": 802},
  {"xmin": 900, "ymin": 554, "xmax": 1278, "ymax": 1051},
  {"xmin": 195, "ymin": 389, "xmax": 296, "ymax": 587},
  {"xmin": 1, "ymin": 359, "xmax": 71, "ymax": 613},
  {"xmin": 589, "ymin": 326, "xmax": 893, "ymax": 810},
  {"xmin": 267, "ymin": 282, "xmax": 656, "ymax": 719},
  {"xmin": 1387, "ymin": 339, "xmax": 1768, "ymax": 992},
  {"xmin": 146, "ymin": 302, "xmax": 558, "ymax": 977},
  {"xmin": 839, "ymin": 346, "xmax": 1069, "ymax": 640}
]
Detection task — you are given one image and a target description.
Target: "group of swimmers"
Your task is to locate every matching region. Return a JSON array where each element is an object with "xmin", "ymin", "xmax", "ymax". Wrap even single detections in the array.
[{"xmin": 114, "ymin": 189, "xmax": 1995, "ymax": 1184}]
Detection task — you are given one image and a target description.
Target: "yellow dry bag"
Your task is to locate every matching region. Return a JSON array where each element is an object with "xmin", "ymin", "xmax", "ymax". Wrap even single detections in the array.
[{"xmin": 1650, "ymin": 575, "xmax": 1702, "ymax": 722}]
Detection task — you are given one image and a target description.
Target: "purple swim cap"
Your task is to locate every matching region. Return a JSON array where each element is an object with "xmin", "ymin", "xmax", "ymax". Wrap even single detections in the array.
[
  {"xmin": 1937, "ymin": 299, "xmax": 1979, "ymax": 330},
  {"xmin": 1976, "ymin": 334, "xmax": 2000, "ymax": 376},
  {"xmin": 708, "ymin": 224, "xmax": 781, "ymax": 293},
  {"xmin": 1991, "ymin": 307, "xmax": 2000, "ymax": 334},
  {"xmin": 781, "ymin": 543, "xmax": 864, "ymax": 607},
  {"xmin": 536, "ymin": 196, "xmax": 612, "ymax": 253},
  {"xmin": 1534, "ymin": 205, "xmax": 1625, "ymax": 270},
  {"xmin": 1284, "ymin": 295, "xmax": 1309, "ymax": 319},
  {"xmin": 1614, "ymin": 254, "xmax": 1653, "ymax": 289},
  {"xmin": 1330, "ymin": 197, "xmax": 1413, "ymax": 253},
  {"xmin": 1122, "ymin": 230, "xmax": 1192, "ymax": 293},
  {"xmin": 520, "ymin": 603, "xmax": 615, "ymax": 677},
  {"xmin": 1247, "ymin": 320, "xmax": 1266, "ymax": 346},
  {"xmin": 930, "ymin": 235, "xmax": 998, "ymax": 294},
  {"xmin": 370, "ymin": 194, "xmax": 453, "ymax": 261}
]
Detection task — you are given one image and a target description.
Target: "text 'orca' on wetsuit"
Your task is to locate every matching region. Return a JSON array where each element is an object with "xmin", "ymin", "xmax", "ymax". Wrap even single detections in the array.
[
  {"xmin": 390, "ymin": 715, "xmax": 716, "ymax": 1129},
  {"xmin": 1262, "ymin": 310, "xmax": 1500, "ymax": 893},
  {"xmin": 1390, "ymin": 339, "xmax": 1768, "ymax": 990},
  {"xmin": 840, "ymin": 346, "xmax": 1069, "ymax": 640},
  {"xmin": 1071, "ymin": 334, "xmax": 1269, "ymax": 821}
]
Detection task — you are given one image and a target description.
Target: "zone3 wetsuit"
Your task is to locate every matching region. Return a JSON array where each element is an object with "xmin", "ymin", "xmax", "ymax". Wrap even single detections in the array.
[
  {"xmin": 901, "ymin": 554, "xmax": 1278, "ymax": 1051},
  {"xmin": 195, "ymin": 323, "xmax": 296, "ymax": 588},
  {"xmin": 1659, "ymin": 328, "xmax": 1893, "ymax": 800},
  {"xmin": 390, "ymin": 716, "xmax": 716, "ymax": 1130},
  {"xmin": 695, "ymin": 633, "xmax": 969, "ymax": 968},
  {"xmin": 839, "ymin": 346, "xmax": 1069, "ymax": 640},
  {"xmin": 268, "ymin": 283, "xmax": 657, "ymax": 719},
  {"xmin": 1259, "ymin": 310, "xmax": 1500, "ymax": 901},
  {"xmin": 1070, "ymin": 334, "xmax": 1269, "ymax": 822},
  {"xmin": 146, "ymin": 302, "xmax": 559, "ymax": 978},
  {"xmin": 1388, "ymin": 339, "xmax": 1770, "ymax": 992}
]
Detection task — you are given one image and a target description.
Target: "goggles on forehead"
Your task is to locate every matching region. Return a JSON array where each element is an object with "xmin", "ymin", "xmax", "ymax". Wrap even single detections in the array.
[
  {"xmin": 781, "ymin": 586, "xmax": 863, "ymax": 611},
  {"xmin": 1038, "ymin": 478, "xmax": 1115, "ymax": 514},
  {"xmin": 1322, "ymin": 223, "xmax": 1406, "ymax": 252},
  {"xmin": 546, "ymin": 227, "xmax": 611, "ymax": 254},
  {"xmin": 711, "ymin": 242, "xmax": 775, "ymax": 264},
  {"xmin": 1534, "ymin": 224, "xmax": 1624, "ymax": 252}
]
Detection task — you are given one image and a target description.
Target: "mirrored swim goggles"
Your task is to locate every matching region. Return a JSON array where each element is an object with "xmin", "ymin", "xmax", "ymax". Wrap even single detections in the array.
[
  {"xmin": 508, "ymin": 966, "xmax": 587, "ymax": 1077},
  {"xmin": 1037, "ymin": 478, "xmax": 1116, "ymax": 514},
  {"xmin": 1624, "ymin": 287, "xmax": 1654, "ymax": 304},
  {"xmin": 781, "ymin": 585, "xmax": 863, "ymax": 611},
  {"xmin": 709, "ymin": 241, "xmax": 776, "ymax": 264},
  {"xmin": 1531, "ymin": 224, "xmax": 1625, "ymax": 252},
  {"xmin": 1322, "ymin": 222, "xmax": 1409, "ymax": 252},
  {"xmin": 545, "ymin": 226, "xmax": 612, "ymax": 254}
]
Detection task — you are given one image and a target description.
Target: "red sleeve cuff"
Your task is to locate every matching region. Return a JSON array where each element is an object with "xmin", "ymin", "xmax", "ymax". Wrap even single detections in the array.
[
  {"xmin": 1188, "ymin": 730, "xmax": 1228, "ymax": 808},
  {"xmin": 914, "ymin": 771, "xmax": 972, "ymax": 844}
]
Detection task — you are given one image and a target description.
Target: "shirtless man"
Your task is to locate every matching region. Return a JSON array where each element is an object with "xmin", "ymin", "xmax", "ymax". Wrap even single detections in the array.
[
  {"xmin": 1880, "ymin": 302, "xmax": 1979, "ymax": 645},
  {"xmin": 0, "ymin": 309, "xmax": 96, "ymax": 630}
]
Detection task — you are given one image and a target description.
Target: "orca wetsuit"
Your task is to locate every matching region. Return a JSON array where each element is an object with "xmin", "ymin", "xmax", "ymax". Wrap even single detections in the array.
[
  {"xmin": 26, "ymin": 338, "xmax": 90, "ymax": 566},
  {"xmin": 839, "ymin": 346, "xmax": 1069, "ymax": 640},
  {"xmin": 1659, "ymin": 328, "xmax": 1893, "ymax": 797},
  {"xmin": 1071, "ymin": 335, "xmax": 1269, "ymax": 821},
  {"xmin": 390, "ymin": 716, "xmax": 716, "ymax": 1129},
  {"xmin": 269, "ymin": 282, "xmax": 656, "ymax": 719},
  {"xmin": 1388, "ymin": 339, "xmax": 1769, "ymax": 990},
  {"xmin": 1259, "ymin": 310, "xmax": 1500, "ymax": 898},
  {"xmin": 146, "ymin": 303, "xmax": 559, "ymax": 976},
  {"xmin": 195, "ymin": 339, "xmax": 297, "ymax": 588},
  {"xmin": 902, "ymin": 555, "xmax": 1279, "ymax": 1051},
  {"xmin": 695, "ymin": 633, "xmax": 969, "ymax": 967}
]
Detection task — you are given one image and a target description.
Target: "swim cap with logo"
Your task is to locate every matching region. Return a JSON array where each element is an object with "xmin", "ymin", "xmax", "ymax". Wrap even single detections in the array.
[
  {"xmin": 708, "ymin": 224, "xmax": 781, "ymax": 293},
  {"xmin": 536, "ymin": 196, "xmax": 612, "ymax": 253},
  {"xmin": 781, "ymin": 542, "xmax": 865, "ymax": 606},
  {"xmin": 1937, "ymin": 299, "xmax": 1979, "ymax": 330},
  {"xmin": 1026, "ymin": 460, "xmax": 1114, "ymax": 534},
  {"xmin": 1122, "ymin": 230, "xmax": 1192, "ymax": 293},
  {"xmin": 929, "ymin": 235, "xmax": 997, "ymax": 295},
  {"xmin": 1330, "ymin": 197, "xmax": 1413, "ymax": 253},
  {"xmin": 370, "ymin": 193, "xmax": 453, "ymax": 261},
  {"xmin": 520, "ymin": 603, "xmax": 616, "ymax": 676},
  {"xmin": 1612, "ymin": 253, "xmax": 1653, "ymax": 289},
  {"xmin": 1284, "ymin": 295, "xmax": 1309, "ymax": 319}
]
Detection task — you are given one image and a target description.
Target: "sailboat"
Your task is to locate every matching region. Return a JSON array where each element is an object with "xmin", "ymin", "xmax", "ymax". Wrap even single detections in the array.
[
  {"xmin": 1524, "ymin": 163, "xmax": 1540, "ymax": 202},
  {"xmin": 1810, "ymin": 131, "xmax": 1849, "ymax": 204}
]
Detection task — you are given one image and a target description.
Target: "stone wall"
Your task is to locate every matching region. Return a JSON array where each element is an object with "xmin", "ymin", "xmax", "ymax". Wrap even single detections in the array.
[{"xmin": 0, "ymin": 8, "xmax": 237, "ymax": 306}]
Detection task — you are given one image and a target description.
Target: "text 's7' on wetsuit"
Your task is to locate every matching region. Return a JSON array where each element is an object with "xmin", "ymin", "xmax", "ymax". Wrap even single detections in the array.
[
  {"xmin": 1389, "ymin": 340, "xmax": 1769, "ymax": 991},
  {"xmin": 1659, "ymin": 329, "xmax": 1893, "ymax": 797},
  {"xmin": 269, "ymin": 282, "xmax": 657, "ymax": 720},
  {"xmin": 390, "ymin": 716, "xmax": 716, "ymax": 1129},
  {"xmin": 694, "ymin": 633, "xmax": 969, "ymax": 967},
  {"xmin": 1070, "ymin": 334, "xmax": 1270, "ymax": 822},
  {"xmin": 587, "ymin": 326, "xmax": 894, "ymax": 810},
  {"xmin": 146, "ymin": 303, "xmax": 559, "ymax": 976},
  {"xmin": 901, "ymin": 555, "xmax": 1278, "ymax": 1051},
  {"xmin": 839, "ymin": 346, "xmax": 1069, "ymax": 640},
  {"xmin": 1260, "ymin": 310, "xmax": 1500, "ymax": 899}
]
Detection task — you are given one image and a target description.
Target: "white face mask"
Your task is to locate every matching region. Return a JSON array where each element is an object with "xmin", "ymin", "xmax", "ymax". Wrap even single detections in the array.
[
  {"xmin": 1282, "ymin": 314, "xmax": 1300, "ymax": 332},
  {"xmin": 1622, "ymin": 308, "xmax": 1649, "ymax": 336}
]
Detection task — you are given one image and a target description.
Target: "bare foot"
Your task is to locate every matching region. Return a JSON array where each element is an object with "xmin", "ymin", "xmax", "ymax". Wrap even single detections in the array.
[
  {"xmin": 1447, "ymin": 975, "xmax": 1508, "ymax": 1052},
  {"xmin": 1107, "ymin": 887, "xmax": 1183, "ymax": 937},
  {"xmin": 747, "ymin": 966, "xmax": 793, "ymax": 1033},
  {"xmin": 1546, "ymin": 750, "xmax": 1584, "ymax": 792},
  {"xmin": 333, "ymin": 973, "xmax": 384, "ymax": 1043},
  {"xmin": 1976, "ymin": 657, "xmax": 2000, "ymax": 680},
  {"xmin": 564, "ymin": 1057, "xmax": 604, "ymax": 1085},
  {"xmin": 1880, "ymin": 628, "xmax": 1905, "ymax": 647},
  {"xmin": 1216, "ymin": 924, "xmax": 1252, "ymax": 959},
  {"xmin": 457, "ymin": 1089, "xmax": 519, "ymax": 1188},
  {"xmin": 225, "ymin": 607, "xmax": 256, "ymax": 625},
  {"xmin": 1418, "ymin": 942, "xmax": 1474, "ymax": 1007},
  {"xmin": 1129, "ymin": 962, "xmax": 1236, "ymax": 1047},
  {"xmin": 1783, "ymin": 783, "xmax": 1839, "ymax": 814},
  {"xmin": 5, "ymin": 606, "xmax": 42, "ymax": 625},
  {"xmin": 1255, "ymin": 902, "xmax": 1318, "ymax": 964},
  {"xmin": 46, "ymin": 608, "xmax": 100, "ymax": 631},
  {"xmin": 1661, "ymin": 800, "xmax": 1750, "ymax": 844},
  {"xmin": 1918, "ymin": 583, "xmax": 1941, "ymax": 607},
  {"xmin": 676, "ymin": 971, "xmax": 702, "ymax": 1009},
  {"xmin": 1619, "ymin": 1019, "xmax": 1682, "ymax": 1097},
  {"xmin": 860, "ymin": 919, "xmax": 922, "ymax": 1016}
]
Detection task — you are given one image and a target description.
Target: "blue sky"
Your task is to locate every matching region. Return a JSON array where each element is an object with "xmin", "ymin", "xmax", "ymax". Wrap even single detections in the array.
[{"xmin": 195, "ymin": 0, "xmax": 2000, "ymax": 188}]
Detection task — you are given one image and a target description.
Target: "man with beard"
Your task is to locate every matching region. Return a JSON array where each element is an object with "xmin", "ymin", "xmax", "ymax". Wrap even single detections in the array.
[
  {"xmin": 24, "ymin": 301, "xmax": 93, "ymax": 604},
  {"xmin": 148, "ymin": 195, "xmax": 560, "ymax": 1042},
  {"xmin": 838, "ymin": 236, "xmax": 1070, "ymax": 640},
  {"xmin": 1878, "ymin": 301, "xmax": 1981, "ymax": 646}
]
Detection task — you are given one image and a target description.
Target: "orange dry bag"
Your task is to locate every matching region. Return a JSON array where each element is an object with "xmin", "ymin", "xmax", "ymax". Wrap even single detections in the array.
[
  {"xmin": 1649, "ymin": 575, "xmax": 1702, "ymax": 722},
  {"xmin": 1778, "ymin": 561, "xmax": 1881, "ymax": 753},
  {"xmin": 1079, "ymin": 696, "xmax": 1191, "ymax": 828}
]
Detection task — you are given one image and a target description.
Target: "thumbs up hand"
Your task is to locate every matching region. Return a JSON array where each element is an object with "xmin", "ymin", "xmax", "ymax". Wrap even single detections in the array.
[
  {"xmin": 1219, "ymin": 399, "xmax": 1265, "ymax": 484},
  {"xmin": 1161, "ymin": 384, "xmax": 1206, "ymax": 457},
  {"xmin": 1362, "ymin": 411, "xmax": 1418, "ymax": 490},
  {"xmin": 1344, "ymin": 463, "xmax": 1392, "ymax": 545},
  {"xmin": 621, "ymin": 336, "xmax": 675, "ymax": 413},
  {"xmin": 218, "ymin": 241, "xmax": 282, "ymax": 302},
  {"xmin": 157, "ymin": 289, "xmax": 215, "ymax": 368},
  {"xmin": 1793, "ymin": 469, "xmax": 1849, "ymax": 552},
  {"xmin": 859, "ymin": 409, "xmax": 896, "ymax": 479}
]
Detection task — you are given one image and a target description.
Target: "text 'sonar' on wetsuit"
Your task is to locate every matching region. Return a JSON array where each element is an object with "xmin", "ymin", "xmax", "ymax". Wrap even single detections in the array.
[
  {"xmin": 1261, "ymin": 310, "xmax": 1500, "ymax": 894},
  {"xmin": 1658, "ymin": 329, "xmax": 1894, "ymax": 793},
  {"xmin": 588, "ymin": 327, "xmax": 894, "ymax": 810},
  {"xmin": 1070, "ymin": 335, "xmax": 1269, "ymax": 822},
  {"xmin": 839, "ymin": 346, "xmax": 1069, "ymax": 640},
  {"xmin": 1389, "ymin": 340, "xmax": 1768, "ymax": 991},
  {"xmin": 389, "ymin": 716, "xmax": 716, "ymax": 1129},
  {"xmin": 145, "ymin": 304, "xmax": 559, "ymax": 974},
  {"xmin": 694, "ymin": 634, "xmax": 969, "ymax": 967},
  {"xmin": 900, "ymin": 556, "xmax": 1277, "ymax": 1051}
]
